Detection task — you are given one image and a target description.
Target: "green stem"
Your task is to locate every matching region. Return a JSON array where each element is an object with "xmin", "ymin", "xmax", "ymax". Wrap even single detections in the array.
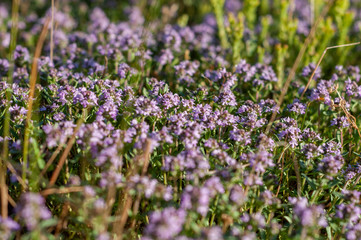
[{"xmin": 210, "ymin": 0, "xmax": 229, "ymax": 49}]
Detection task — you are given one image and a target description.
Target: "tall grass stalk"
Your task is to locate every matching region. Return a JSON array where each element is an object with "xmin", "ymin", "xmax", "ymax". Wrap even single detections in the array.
[
  {"xmin": 22, "ymin": 17, "xmax": 50, "ymax": 186},
  {"xmin": 50, "ymin": 0, "xmax": 55, "ymax": 63},
  {"xmin": 300, "ymin": 42, "xmax": 360, "ymax": 98},
  {"xmin": 1, "ymin": 0, "xmax": 20, "ymax": 218},
  {"xmin": 210, "ymin": 0, "xmax": 229, "ymax": 49}
]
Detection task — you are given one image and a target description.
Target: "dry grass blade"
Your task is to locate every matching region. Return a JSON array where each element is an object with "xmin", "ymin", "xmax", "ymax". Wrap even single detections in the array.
[
  {"xmin": 41, "ymin": 186, "xmax": 84, "ymax": 196},
  {"xmin": 40, "ymin": 143, "xmax": 63, "ymax": 177},
  {"xmin": 48, "ymin": 111, "xmax": 86, "ymax": 186},
  {"xmin": 335, "ymin": 91, "xmax": 361, "ymax": 138},
  {"xmin": 22, "ymin": 16, "xmax": 51, "ymax": 184},
  {"xmin": 54, "ymin": 201, "xmax": 70, "ymax": 237},
  {"xmin": 265, "ymin": 0, "xmax": 335, "ymax": 134},
  {"xmin": 5, "ymin": 161, "xmax": 27, "ymax": 190},
  {"xmin": 300, "ymin": 42, "xmax": 360, "ymax": 99},
  {"xmin": 113, "ymin": 139, "xmax": 152, "ymax": 239}
]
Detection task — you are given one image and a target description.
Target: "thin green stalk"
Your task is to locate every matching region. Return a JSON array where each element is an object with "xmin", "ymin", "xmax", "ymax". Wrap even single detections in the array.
[
  {"xmin": 1, "ymin": 0, "xmax": 20, "ymax": 218},
  {"xmin": 210, "ymin": 0, "xmax": 229, "ymax": 49}
]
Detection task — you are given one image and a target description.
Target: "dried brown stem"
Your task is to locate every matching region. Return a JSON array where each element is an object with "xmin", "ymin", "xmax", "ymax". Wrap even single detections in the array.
[
  {"xmin": 5, "ymin": 161, "xmax": 27, "ymax": 190},
  {"xmin": 54, "ymin": 201, "xmax": 70, "ymax": 237},
  {"xmin": 40, "ymin": 186, "xmax": 84, "ymax": 196},
  {"xmin": 113, "ymin": 139, "xmax": 152, "ymax": 238},
  {"xmin": 276, "ymin": 145, "xmax": 289, "ymax": 197},
  {"xmin": 40, "ymin": 143, "xmax": 63, "ymax": 177},
  {"xmin": 22, "ymin": 16, "xmax": 51, "ymax": 185},
  {"xmin": 48, "ymin": 110, "xmax": 87, "ymax": 186},
  {"xmin": 300, "ymin": 42, "xmax": 360, "ymax": 99}
]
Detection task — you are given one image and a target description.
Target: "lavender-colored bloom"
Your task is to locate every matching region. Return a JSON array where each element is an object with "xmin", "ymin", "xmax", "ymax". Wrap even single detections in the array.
[
  {"xmin": 320, "ymin": 141, "xmax": 342, "ymax": 156},
  {"xmin": 17, "ymin": 193, "xmax": 52, "ymax": 230},
  {"xmin": 158, "ymin": 49, "xmax": 174, "ymax": 67},
  {"xmin": 180, "ymin": 185, "xmax": 211, "ymax": 216},
  {"xmin": 342, "ymin": 164, "xmax": 361, "ymax": 181},
  {"xmin": 174, "ymin": 60, "xmax": 199, "ymax": 84},
  {"xmin": 0, "ymin": 59, "xmax": 9, "ymax": 77},
  {"xmin": 288, "ymin": 197, "xmax": 327, "ymax": 227},
  {"xmin": 240, "ymin": 212, "xmax": 266, "ymax": 230},
  {"xmin": 161, "ymin": 25, "xmax": 182, "ymax": 51},
  {"xmin": 342, "ymin": 190, "xmax": 361, "ymax": 204},
  {"xmin": 318, "ymin": 154, "xmax": 344, "ymax": 179},
  {"xmin": 242, "ymin": 151, "xmax": 274, "ymax": 174},
  {"xmin": 259, "ymin": 99, "xmax": 279, "ymax": 113},
  {"xmin": 302, "ymin": 143, "xmax": 321, "ymax": 159},
  {"xmin": 164, "ymin": 148, "xmax": 209, "ymax": 179},
  {"xmin": 201, "ymin": 226, "xmax": 223, "ymax": 240},
  {"xmin": 43, "ymin": 121, "xmax": 76, "ymax": 148},
  {"xmin": 215, "ymin": 89, "xmax": 237, "ymax": 106},
  {"xmin": 225, "ymin": 0, "xmax": 242, "ymax": 13},
  {"xmin": 89, "ymin": 7, "xmax": 110, "ymax": 33},
  {"xmin": 287, "ymin": 99, "xmax": 306, "ymax": 115},
  {"xmin": 118, "ymin": 62, "xmax": 136, "ymax": 79},
  {"xmin": 134, "ymin": 96, "xmax": 161, "ymax": 117},
  {"xmin": 302, "ymin": 128, "xmax": 322, "ymax": 142},
  {"xmin": 345, "ymin": 78, "xmax": 358, "ymax": 97},
  {"xmin": 14, "ymin": 45, "xmax": 30, "ymax": 66},
  {"xmin": 331, "ymin": 116, "xmax": 350, "ymax": 128},
  {"xmin": 308, "ymin": 77, "xmax": 337, "ymax": 106},
  {"xmin": 238, "ymin": 101, "xmax": 266, "ymax": 129},
  {"xmin": 0, "ymin": 217, "xmax": 19, "ymax": 239},
  {"xmin": 211, "ymin": 148, "xmax": 236, "ymax": 166},
  {"xmin": 229, "ymin": 185, "xmax": 246, "ymax": 205},
  {"xmin": 256, "ymin": 134, "xmax": 275, "ymax": 151},
  {"xmin": 156, "ymin": 92, "xmax": 180, "ymax": 110},
  {"xmin": 302, "ymin": 63, "xmax": 321, "ymax": 80},
  {"xmin": 97, "ymin": 233, "xmax": 110, "ymax": 240},
  {"xmin": 236, "ymin": 61, "xmax": 277, "ymax": 86},
  {"xmin": 345, "ymin": 223, "xmax": 361, "ymax": 240},
  {"xmin": 276, "ymin": 117, "xmax": 302, "ymax": 148},
  {"xmin": 144, "ymin": 207, "xmax": 186, "ymax": 240},
  {"xmin": 335, "ymin": 203, "xmax": 361, "ymax": 223},
  {"xmin": 347, "ymin": 65, "xmax": 361, "ymax": 82},
  {"xmin": 230, "ymin": 128, "xmax": 251, "ymax": 145}
]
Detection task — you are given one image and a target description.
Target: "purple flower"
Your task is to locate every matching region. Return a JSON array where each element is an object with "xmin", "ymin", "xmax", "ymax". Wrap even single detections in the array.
[
  {"xmin": 318, "ymin": 154, "xmax": 344, "ymax": 179},
  {"xmin": 229, "ymin": 185, "xmax": 246, "ymax": 205},
  {"xmin": 287, "ymin": 99, "xmax": 306, "ymax": 115},
  {"xmin": 118, "ymin": 62, "xmax": 136, "ymax": 79},
  {"xmin": 302, "ymin": 143, "xmax": 321, "ymax": 159},
  {"xmin": 14, "ymin": 45, "xmax": 30, "ymax": 66},
  {"xmin": 17, "ymin": 193, "xmax": 52, "ymax": 230},
  {"xmin": 230, "ymin": 128, "xmax": 251, "ymax": 145},
  {"xmin": 302, "ymin": 63, "xmax": 321, "ymax": 80},
  {"xmin": 331, "ymin": 116, "xmax": 350, "ymax": 128},
  {"xmin": 288, "ymin": 197, "xmax": 327, "ymax": 227},
  {"xmin": 158, "ymin": 49, "xmax": 174, "ymax": 67},
  {"xmin": 0, "ymin": 217, "xmax": 19, "ymax": 239},
  {"xmin": 134, "ymin": 96, "xmax": 161, "ymax": 117},
  {"xmin": 144, "ymin": 207, "xmax": 186, "ymax": 240},
  {"xmin": 276, "ymin": 117, "xmax": 302, "ymax": 148},
  {"xmin": 242, "ymin": 151, "xmax": 274, "ymax": 174},
  {"xmin": 180, "ymin": 185, "xmax": 211, "ymax": 216},
  {"xmin": 174, "ymin": 60, "xmax": 199, "ymax": 84},
  {"xmin": 0, "ymin": 58, "xmax": 9, "ymax": 77}
]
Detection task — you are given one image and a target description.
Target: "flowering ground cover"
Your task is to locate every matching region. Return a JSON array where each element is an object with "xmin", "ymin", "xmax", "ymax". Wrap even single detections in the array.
[{"xmin": 1, "ymin": 0, "xmax": 361, "ymax": 239}]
